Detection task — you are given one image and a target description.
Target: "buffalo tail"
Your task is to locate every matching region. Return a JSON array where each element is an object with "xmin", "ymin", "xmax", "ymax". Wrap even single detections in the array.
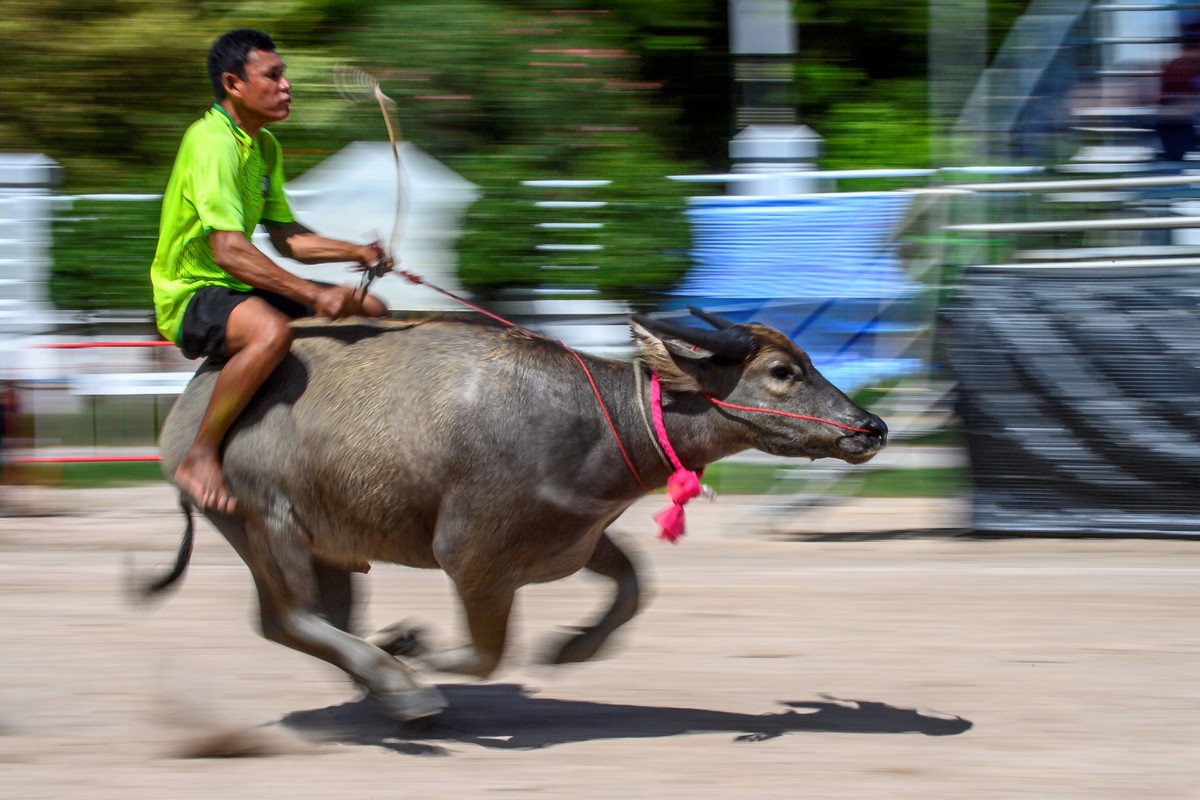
[{"xmin": 126, "ymin": 494, "xmax": 195, "ymax": 603}]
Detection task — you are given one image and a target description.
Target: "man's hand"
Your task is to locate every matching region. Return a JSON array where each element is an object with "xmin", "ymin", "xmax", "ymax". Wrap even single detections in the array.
[
  {"xmin": 311, "ymin": 284, "xmax": 368, "ymax": 319},
  {"xmin": 353, "ymin": 240, "xmax": 393, "ymax": 279}
]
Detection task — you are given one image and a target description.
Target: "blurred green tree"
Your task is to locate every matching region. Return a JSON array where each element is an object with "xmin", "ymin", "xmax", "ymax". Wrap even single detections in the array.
[{"xmin": 1, "ymin": 0, "xmax": 1032, "ymax": 312}]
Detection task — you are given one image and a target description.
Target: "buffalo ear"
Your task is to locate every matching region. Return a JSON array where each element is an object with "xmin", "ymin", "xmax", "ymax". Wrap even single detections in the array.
[
  {"xmin": 629, "ymin": 319, "xmax": 703, "ymax": 392},
  {"xmin": 631, "ymin": 312, "xmax": 755, "ymax": 362}
]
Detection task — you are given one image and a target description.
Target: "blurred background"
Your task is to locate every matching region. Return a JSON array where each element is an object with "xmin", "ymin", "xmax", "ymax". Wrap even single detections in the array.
[{"xmin": 4, "ymin": 0, "xmax": 1200, "ymax": 536}]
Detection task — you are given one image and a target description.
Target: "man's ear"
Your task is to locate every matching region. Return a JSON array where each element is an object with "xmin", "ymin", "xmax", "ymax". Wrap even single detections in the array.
[
  {"xmin": 630, "ymin": 319, "xmax": 703, "ymax": 393},
  {"xmin": 222, "ymin": 71, "xmax": 243, "ymax": 99}
]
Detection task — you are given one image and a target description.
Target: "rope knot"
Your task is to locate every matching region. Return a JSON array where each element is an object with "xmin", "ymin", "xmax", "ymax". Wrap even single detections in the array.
[{"xmin": 653, "ymin": 467, "xmax": 703, "ymax": 543}]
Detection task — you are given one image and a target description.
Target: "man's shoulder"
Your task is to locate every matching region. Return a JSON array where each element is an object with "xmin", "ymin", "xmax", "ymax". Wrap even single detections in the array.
[{"xmin": 180, "ymin": 109, "xmax": 237, "ymax": 150}]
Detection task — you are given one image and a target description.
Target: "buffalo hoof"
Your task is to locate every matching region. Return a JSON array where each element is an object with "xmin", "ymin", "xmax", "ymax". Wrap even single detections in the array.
[
  {"xmin": 377, "ymin": 685, "xmax": 446, "ymax": 722},
  {"xmin": 368, "ymin": 620, "xmax": 430, "ymax": 659},
  {"xmin": 545, "ymin": 626, "xmax": 605, "ymax": 665}
]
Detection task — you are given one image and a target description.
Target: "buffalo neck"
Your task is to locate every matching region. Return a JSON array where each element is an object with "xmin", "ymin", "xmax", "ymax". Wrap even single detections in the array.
[
  {"xmin": 566, "ymin": 353, "xmax": 744, "ymax": 496},
  {"xmin": 626, "ymin": 361, "xmax": 742, "ymax": 483}
]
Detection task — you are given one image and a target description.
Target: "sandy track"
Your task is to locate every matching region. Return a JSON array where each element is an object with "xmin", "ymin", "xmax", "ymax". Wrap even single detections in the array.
[{"xmin": 1, "ymin": 485, "xmax": 1196, "ymax": 799}]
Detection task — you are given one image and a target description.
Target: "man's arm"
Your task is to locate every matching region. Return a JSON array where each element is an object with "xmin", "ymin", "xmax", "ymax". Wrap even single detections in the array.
[
  {"xmin": 265, "ymin": 222, "xmax": 384, "ymax": 269},
  {"xmin": 209, "ymin": 229, "xmax": 360, "ymax": 317}
]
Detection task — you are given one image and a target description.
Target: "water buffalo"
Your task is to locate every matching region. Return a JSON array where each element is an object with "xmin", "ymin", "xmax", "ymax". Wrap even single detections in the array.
[{"xmin": 143, "ymin": 309, "xmax": 886, "ymax": 720}]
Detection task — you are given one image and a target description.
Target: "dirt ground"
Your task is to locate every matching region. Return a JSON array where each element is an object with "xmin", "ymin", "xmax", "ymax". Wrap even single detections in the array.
[{"xmin": 0, "ymin": 484, "xmax": 1196, "ymax": 799}]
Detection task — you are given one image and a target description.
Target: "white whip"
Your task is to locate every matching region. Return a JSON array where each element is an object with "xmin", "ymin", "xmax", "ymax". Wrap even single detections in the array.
[{"xmin": 334, "ymin": 65, "xmax": 405, "ymax": 288}]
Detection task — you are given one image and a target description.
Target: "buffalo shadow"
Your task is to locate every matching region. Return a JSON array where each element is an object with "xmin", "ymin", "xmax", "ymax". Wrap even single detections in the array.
[{"xmin": 278, "ymin": 683, "xmax": 971, "ymax": 756}]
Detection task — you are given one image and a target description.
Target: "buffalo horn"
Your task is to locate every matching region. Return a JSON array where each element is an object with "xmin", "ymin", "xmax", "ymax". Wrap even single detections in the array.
[
  {"xmin": 687, "ymin": 305, "xmax": 739, "ymax": 331},
  {"xmin": 632, "ymin": 313, "xmax": 755, "ymax": 361}
]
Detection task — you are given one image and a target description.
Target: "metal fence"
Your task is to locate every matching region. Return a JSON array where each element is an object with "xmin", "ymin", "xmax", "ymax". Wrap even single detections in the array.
[{"xmin": 5, "ymin": 160, "xmax": 1200, "ymax": 540}]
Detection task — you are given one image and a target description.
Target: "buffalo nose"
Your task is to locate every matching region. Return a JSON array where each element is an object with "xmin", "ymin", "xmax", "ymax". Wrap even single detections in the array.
[{"xmin": 862, "ymin": 414, "xmax": 888, "ymax": 439}]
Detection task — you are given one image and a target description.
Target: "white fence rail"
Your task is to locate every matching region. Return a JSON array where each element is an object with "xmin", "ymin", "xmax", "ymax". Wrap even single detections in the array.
[{"xmin": 8, "ymin": 160, "xmax": 1200, "ymax": 468}]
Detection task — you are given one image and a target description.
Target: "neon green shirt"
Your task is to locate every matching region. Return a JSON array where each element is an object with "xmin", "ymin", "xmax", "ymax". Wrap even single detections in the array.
[{"xmin": 150, "ymin": 105, "xmax": 294, "ymax": 342}]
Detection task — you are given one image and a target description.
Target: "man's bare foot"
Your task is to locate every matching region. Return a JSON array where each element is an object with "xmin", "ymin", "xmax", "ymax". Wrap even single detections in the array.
[{"xmin": 174, "ymin": 449, "xmax": 237, "ymax": 514}]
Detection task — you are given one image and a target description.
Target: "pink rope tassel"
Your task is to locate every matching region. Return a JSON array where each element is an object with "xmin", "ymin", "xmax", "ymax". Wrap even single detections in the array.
[
  {"xmin": 653, "ymin": 467, "xmax": 703, "ymax": 543},
  {"xmin": 650, "ymin": 371, "xmax": 703, "ymax": 543}
]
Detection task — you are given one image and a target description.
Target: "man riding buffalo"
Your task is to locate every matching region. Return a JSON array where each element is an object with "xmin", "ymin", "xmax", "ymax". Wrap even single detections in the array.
[{"xmin": 150, "ymin": 28, "xmax": 392, "ymax": 515}]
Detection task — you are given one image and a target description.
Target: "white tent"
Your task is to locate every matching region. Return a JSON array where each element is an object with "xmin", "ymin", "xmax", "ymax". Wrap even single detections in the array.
[{"xmin": 253, "ymin": 141, "xmax": 480, "ymax": 311}]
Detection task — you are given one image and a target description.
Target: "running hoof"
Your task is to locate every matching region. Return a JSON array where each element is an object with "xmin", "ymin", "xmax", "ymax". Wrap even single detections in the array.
[
  {"xmin": 545, "ymin": 626, "xmax": 605, "ymax": 665},
  {"xmin": 368, "ymin": 621, "xmax": 430, "ymax": 659},
  {"xmin": 376, "ymin": 686, "xmax": 446, "ymax": 722}
]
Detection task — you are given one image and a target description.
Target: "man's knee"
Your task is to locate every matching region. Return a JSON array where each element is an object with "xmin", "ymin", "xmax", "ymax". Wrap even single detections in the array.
[
  {"xmin": 362, "ymin": 294, "xmax": 388, "ymax": 318},
  {"xmin": 260, "ymin": 315, "xmax": 294, "ymax": 357},
  {"xmin": 227, "ymin": 298, "xmax": 295, "ymax": 360}
]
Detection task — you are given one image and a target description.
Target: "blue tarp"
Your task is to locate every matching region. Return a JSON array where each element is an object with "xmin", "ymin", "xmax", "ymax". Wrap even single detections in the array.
[{"xmin": 666, "ymin": 193, "xmax": 924, "ymax": 393}]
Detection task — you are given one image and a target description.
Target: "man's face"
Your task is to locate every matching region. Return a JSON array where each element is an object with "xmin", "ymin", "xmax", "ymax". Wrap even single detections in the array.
[{"xmin": 229, "ymin": 48, "xmax": 292, "ymax": 125}]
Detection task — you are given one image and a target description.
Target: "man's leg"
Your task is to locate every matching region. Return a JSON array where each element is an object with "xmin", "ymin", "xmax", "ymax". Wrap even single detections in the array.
[
  {"xmin": 352, "ymin": 289, "xmax": 386, "ymax": 321},
  {"xmin": 174, "ymin": 297, "xmax": 293, "ymax": 514},
  {"xmin": 360, "ymin": 292, "xmax": 387, "ymax": 318}
]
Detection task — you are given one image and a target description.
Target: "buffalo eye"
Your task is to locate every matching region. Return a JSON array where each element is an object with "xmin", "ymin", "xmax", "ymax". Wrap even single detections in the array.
[{"xmin": 770, "ymin": 365, "xmax": 793, "ymax": 382}]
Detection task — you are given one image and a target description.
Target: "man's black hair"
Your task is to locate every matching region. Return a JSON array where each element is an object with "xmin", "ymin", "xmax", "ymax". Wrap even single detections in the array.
[{"xmin": 208, "ymin": 29, "xmax": 277, "ymax": 101}]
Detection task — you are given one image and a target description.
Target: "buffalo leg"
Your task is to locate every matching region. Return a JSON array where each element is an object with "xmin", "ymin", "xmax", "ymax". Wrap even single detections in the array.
[
  {"xmin": 548, "ymin": 530, "xmax": 641, "ymax": 664},
  {"xmin": 251, "ymin": 572, "xmax": 446, "ymax": 721},
  {"xmin": 416, "ymin": 582, "xmax": 515, "ymax": 678},
  {"xmin": 364, "ymin": 619, "xmax": 430, "ymax": 659},
  {"xmin": 213, "ymin": 511, "xmax": 445, "ymax": 721},
  {"xmin": 312, "ymin": 557, "xmax": 355, "ymax": 633}
]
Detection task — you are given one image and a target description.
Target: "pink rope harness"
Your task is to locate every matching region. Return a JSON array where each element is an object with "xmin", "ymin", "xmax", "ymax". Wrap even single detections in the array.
[
  {"xmin": 647, "ymin": 378, "xmax": 873, "ymax": 543},
  {"xmin": 649, "ymin": 370, "xmax": 704, "ymax": 544}
]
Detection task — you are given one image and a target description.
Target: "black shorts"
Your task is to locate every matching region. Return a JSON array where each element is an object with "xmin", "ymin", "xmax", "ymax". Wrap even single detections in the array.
[{"xmin": 178, "ymin": 285, "xmax": 314, "ymax": 362}]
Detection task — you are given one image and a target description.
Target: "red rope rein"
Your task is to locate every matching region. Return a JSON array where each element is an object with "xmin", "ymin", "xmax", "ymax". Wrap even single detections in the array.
[
  {"xmin": 394, "ymin": 270, "xmax": 649, "ymax": 489},
  {"xmin": 391, "ymin": 271, "xmax": 870, "ymax": 497},
  {"xmin": 702, "ymin": 394, "xmax": 872, "ymax": 433},
  {"xmin": 566, "ymin": 349, "xmax": 650, "ymax": 491},
  {"xmin": 396, "ymin": 270, "xmax": 514, "ymax": 326}
]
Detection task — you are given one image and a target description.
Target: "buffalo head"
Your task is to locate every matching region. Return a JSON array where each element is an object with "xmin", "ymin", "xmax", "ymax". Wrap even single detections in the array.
[{"xmin": 629, "ymin": 308, "xmax": 887, "ymax": 464}]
